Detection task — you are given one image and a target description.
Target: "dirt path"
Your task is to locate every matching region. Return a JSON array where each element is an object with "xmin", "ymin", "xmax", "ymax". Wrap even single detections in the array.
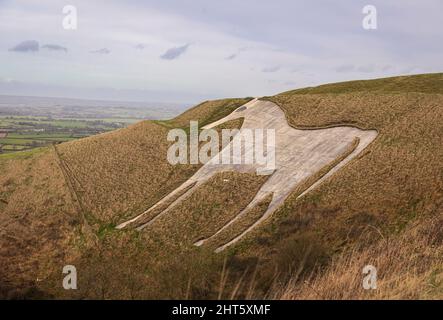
[{"xmin": 117, "ymin": 99, "xmax": 377, "ymax": 251}]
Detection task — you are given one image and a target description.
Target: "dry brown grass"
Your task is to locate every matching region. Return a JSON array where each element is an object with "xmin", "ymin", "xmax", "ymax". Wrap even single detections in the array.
[
  {"xmin": 280, "ymin": 73, "xmax": 443, "ymax": 95},
  {"xmin": 171, "ymin": 98, "xmax": 252, "ymax": 128},
  {"xmin": 55, "ymin": 98, "xmax": 248, "ymax": 225},
  {"xmin": 259, "ymin": 92, "xmax": 443, "ymax": 241},
  {"xmin": 0, "ymin": 97, "xmax": 252, "ymax": 299},
  {"xmin": 204, "ymin": 194, "xmax": 273, "ymax": 250},
  {"xmin": 239, "ymin": 76, "xmax": 443, "ymax": 299},
  {"xmin": 2, "ymin": 74, "xmax": 442, "ymax": 299},
  {"xmin": 126, "ymin": 181, "xmax": 197, "ymax": 229},
  {"xmin": 0, "ymin": 150, "xmax": 80, "ymax": 298},
  {"xmin": 275, "ymin": 213, "xmax": 443, "ymax": 299},
  {"xmin": 40, "ymin": 171, "xmax": 267, "ymax": 299},
  {"xmin": 139, "ymin": 171, "xmax": 268, "ymax": 252},
  {"xmin": 57, "ymin": 120, "xmax": 197, "ymax": 224}
]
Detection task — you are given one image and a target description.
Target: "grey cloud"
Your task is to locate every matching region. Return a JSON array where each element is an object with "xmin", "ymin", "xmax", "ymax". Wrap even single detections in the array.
[
  {"xmin": 335, "ymin": 64, "xmax": 355, "ymax": 73},
  {"xmin": 225, "ymin": 53, "xmax": 237, "ymax": 60},
  {"xmin": 225, "ymin": 46, "xmax": 250, "ymax": 60},
  {"xmin": 90, "ymin": 48, "xmax": 111, "ymax": 54},
  {"xmin": 262, "ymin": 66, "xmax": 280, "ymax": 73},
  {"xmin": 135, "ymin": 43, "xmax": 145, "ymax": 50},
  {"xmin": 9, "ymin": 40, "xmax": 39, "ymax": 52},
  {"xmin": 42, "ymin": 44, "xmax": 68, "ymax": 53},
  {"xmin": 160, "ymin": 44, "xmax": 189, "ymax": 60}
]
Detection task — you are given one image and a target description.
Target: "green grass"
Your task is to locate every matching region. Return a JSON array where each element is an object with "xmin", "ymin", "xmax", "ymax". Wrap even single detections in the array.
[
  {"xmin": 32, "ymin": 137, "xmax": 78, "ymax": 142},
  {"xmin": 1, "ymin": 145, "xmax": 29, "ymax": 151},
  {"xmin": 7, "ymin": 133, "xmax": 73, "ymax": 139},
  {"xmin": 0, "ymin": 137, "xmax": 75, "ymax": 146},
  {"xmin": 98, "ymin": 118, "xmax": 141, "ymax": 124},
  {"xmin": 1, "ymin": 118, "xmax": 90, "ymax": 128},
  {"xmin": 97, "ymin": 223, "xmax": 117, "ymax": 239},
  {"xmin": 0, "ymin": 138, "xmax": 42, "ymax": 145},
  {"xmin": 0, "ymin": 117, "xmax": 122, "ymax": 129},
  {"xmin": 0, "ymin": 135, "xmax": 79, "ymax": 158},
  {"xmin": 0, "ymin": 147, "xmax": 46, "ymax": 160}
]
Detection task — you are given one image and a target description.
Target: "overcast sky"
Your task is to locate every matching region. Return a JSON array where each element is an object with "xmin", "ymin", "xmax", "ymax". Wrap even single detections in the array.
[{"xmin": 0, "ymin": 0, "xmax": 442, "ymax": 103}]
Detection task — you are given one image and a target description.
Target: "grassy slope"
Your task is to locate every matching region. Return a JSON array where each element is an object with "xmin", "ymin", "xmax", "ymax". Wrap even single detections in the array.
[
  {"xmin": 171, "ymin": 98, "xmax": 253, "ymax": 128},
  {"xmin": 277, "ymin": 212, "xmax": 442, "ymax": 299},
  {"xmin": 1, "ymin": 74, "xmax": 442, "ymax": 299},
  {"xmin": 0, "ymin": 150, "xmax": 79, "ymax": 298},
  {"xmin": 238, "ymin": 73, "xmax": 443, "ymax": 299},
  {"xmin": 280, "ymin": 73, "xmax": 443, "ymax": 95},
  {"xmin": 55, "ymin": 98, "xmax": 251, "ymax": 225},
  {"xmin": 0, "ymin": 97, "xmax": 252, "ymax": 298},
  {"xmin": 43, "ymin": 171, "xmax": 267, "ymax": 299}
]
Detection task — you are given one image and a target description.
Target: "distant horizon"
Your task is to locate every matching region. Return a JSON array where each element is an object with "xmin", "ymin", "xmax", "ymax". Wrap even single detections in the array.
[
  {"xmin": 2, "ymin": 71, "xmax": 441, "ymax": 107},
  {"xmin": 1, "ymin": 1, "xmax": 442, "ymax": 102},
  {"xmin": 0, "ymin": 88, "xmax": 197, "ymax": 106},
  {"xmin": 0, "ymin": 93, "xmax": 192, "ymax": 109}
]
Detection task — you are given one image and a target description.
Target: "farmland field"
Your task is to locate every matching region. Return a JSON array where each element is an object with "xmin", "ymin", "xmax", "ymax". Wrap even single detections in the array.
[
  {"xmin": 0, "ymin": 116, "xmax": 120, "ymax": 155},
  {"xmin": 0, "ymin": 95, "xmax": 187, "ymax": 156}
]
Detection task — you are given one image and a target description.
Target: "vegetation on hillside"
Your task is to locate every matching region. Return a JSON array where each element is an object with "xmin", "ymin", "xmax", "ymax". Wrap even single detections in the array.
[
  {"xmin": 1, "ymin": 75, "xmax": 442, "ymax": 299},
  {"xmin": 0, "ymin": 97, "xmax": 251, "ymax": 298},
  {"xmin": 0, "ymin": 150, "xmax": 78, "ymax": 298},
  {"xmin": 280, "ymin": 73, "xmax": 443, "ymax": 95},
  {"xmin": 276, "ymin": 213, "xmax": 442, "ymax": 299},
  {"xmin": 242, "ymin": 73, "xmax": 443, "ymax": 298}
]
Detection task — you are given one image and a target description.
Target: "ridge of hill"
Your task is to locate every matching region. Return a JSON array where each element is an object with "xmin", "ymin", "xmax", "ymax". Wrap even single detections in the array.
[
  {"xmin": 0, "ymin": 74, "xmax": 442, "ymax": 299},
  {"xmin": 281, "ymin": 73, "xmax": 443, "ymax": 95}
]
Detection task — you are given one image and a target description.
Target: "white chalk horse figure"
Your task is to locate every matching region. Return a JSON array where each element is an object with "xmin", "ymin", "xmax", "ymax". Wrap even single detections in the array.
[{"xmin": 117, "ymin": 98, "xmax": 377, "ymax": 252}]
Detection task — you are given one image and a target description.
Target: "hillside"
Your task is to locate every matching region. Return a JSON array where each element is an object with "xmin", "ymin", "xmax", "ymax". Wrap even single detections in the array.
[
  {"xmin": 254, "ymin": 74, "xmax": 443, "ymax": 298},
  {"xmin": 0, "ymin": 97, "xmax": 254, "ymax": 298},
  {"xmin": 0, "ymin": 74, "xmax": 442, "ymax": 299}
]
